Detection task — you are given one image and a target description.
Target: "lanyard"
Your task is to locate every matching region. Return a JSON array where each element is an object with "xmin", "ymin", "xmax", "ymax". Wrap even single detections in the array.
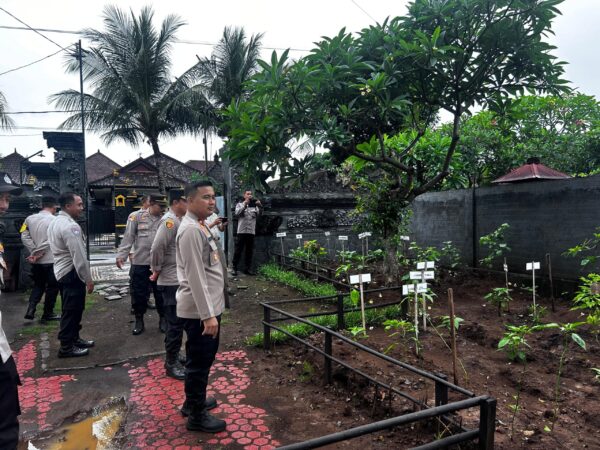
[{"xmin": 199, "ymin": 221, "xmax": 219, "ymax": 252}]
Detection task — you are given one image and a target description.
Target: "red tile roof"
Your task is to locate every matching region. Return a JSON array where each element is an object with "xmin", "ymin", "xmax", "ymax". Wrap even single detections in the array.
[{"xmin": 492, "ymin": 158, "xmax": 571, "ymax": 184}]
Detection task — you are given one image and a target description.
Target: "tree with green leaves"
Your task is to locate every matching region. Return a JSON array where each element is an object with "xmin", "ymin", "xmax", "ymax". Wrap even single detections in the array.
[
  {"xmin": 225, "ymin": 0, "xmax": 568, "ymax": 199},
  {"xmin": 51, "ymin": 6, "xmax": 209, "ymax": 193},
  {"xmin": 0, "ymin": 90, "xmax": 14, "ymax": 130}
]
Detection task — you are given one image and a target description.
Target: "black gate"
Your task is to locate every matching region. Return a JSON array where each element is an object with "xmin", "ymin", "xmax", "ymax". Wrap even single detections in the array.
[{"xmin": 88, "ymin": 205, "xmax": 116, "ymax": 247}]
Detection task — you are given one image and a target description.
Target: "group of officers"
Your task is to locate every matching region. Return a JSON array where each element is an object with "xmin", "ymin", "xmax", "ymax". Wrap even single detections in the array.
[{"xmin": 1, "ymin": 177, "xmax": 265, "ymax": 447}]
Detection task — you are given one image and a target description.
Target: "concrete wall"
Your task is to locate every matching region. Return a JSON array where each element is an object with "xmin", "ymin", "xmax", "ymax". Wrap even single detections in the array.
[{"xmin": 411, "ymin": 175, "xmax": 600, "ymax": 280}]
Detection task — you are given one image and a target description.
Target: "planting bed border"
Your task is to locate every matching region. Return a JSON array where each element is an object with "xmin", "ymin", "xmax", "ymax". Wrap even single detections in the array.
[{"xmin": 262, "ymin": 261, "xmax": 497, "ymax": 449}]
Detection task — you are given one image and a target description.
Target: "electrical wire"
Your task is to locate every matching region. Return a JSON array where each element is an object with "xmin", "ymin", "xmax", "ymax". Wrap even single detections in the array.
[
  {"xmin": 0, "ymin": 45, "xmax": 74, "ymax": 77},
  {"xmin": 350, "ymin": 0, "xmax": 377, "ymax": 22},
  {"xmin": 0, "ymin": 7, "xmax": 65, "ymax": 49},
  {"xmin": 3, "ymin": 110, "xmax": 83, "ymax": 115}
]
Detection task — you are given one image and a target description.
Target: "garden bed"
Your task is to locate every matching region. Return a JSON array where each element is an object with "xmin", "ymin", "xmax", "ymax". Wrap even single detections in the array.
[{"xmin": 254, "ymin": 267, "xmax": 599, "ymax": 449}]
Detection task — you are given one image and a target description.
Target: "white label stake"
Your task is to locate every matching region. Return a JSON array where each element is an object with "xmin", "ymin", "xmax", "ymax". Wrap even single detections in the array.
[
  {"xmin": 351, "ymin": 274, "xmax": 371, "ymax": 336},
  {"xmin": 526, "ymin": 261, "xmax": 540, "ymax": 317},
  {"xmin": 276, "ymin": 232, "xmax": 287, "ymax": 258}
]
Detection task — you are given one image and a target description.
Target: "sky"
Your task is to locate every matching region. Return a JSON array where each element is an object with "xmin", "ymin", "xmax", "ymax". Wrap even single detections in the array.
[{"xmin": 0, "ymin": 0, "xmax": 599, "ymax": 167}]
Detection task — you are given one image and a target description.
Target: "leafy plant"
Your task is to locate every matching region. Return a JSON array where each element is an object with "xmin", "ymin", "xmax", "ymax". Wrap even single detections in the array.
[
  {"xmin": 527, "ymin": 304, "xmax": 548, "ymax": 324},
  {"xmin": 440, "ymin": 241, "xmax": 462, "ymax": 269},
  {"xmin": 335, "ymin": 263, "xmax": 352, "ymax": 281},
  {"xmin": 484, "ymin": 287, "xmax": 512, "ymax": 316},
  {"xmin": 383, "ymin": 319, "xmax": 415, "ymax": 355},
  {"xmin": 409, "ymin": 242, "xmax": 441, "ymax": 265},
  {"xmin": 550, "ymin": 322, "xmax": 586, "ymax": 431},
  {"xmin": 573, "ymin": 273, "xmax": 600, "ymax": 313},
  {"xmin": 479, "ymin": 223, "xmax": 511, "ymax": 268},
  {"xmin": 592, "ymin": 368, "xmax": 600, "ymax": 382},
  {"xmin": 437, "ymin": 315, "xmax": 464, "ymax": 331},
  {"xmin": 563, "ymin": 227, "xmax": 600, "ymax": 267},
  {"xmin": 259, "ymin": 264, "xmax": 337, "ymax": 297},
  {"xmin": 348, "ymin": 326, "xmax": 368, "ymax": 338},
  {"xmin": 498, "ymin": 324, "xmax": 533, "ymax": 363}
]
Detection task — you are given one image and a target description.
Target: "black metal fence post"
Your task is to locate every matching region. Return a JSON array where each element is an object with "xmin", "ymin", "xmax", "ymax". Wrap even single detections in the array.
[
  {"xmin": 478, "ymin": 397, "xmax": 497, "ymax": 450},
  {"xmin": 336, "ymin": 294, "xmax": 345, "ymax": 331},
  {"xmin": 435, "ymin": 373, "xmax": 449, "ymax": 407},
  {"xmin": 324, "ymin": 331, "xmax": 332, "ymax": 384},
  {"xmin": 263, "ymin": 307, "xmax": 271, "ymax": 350}
]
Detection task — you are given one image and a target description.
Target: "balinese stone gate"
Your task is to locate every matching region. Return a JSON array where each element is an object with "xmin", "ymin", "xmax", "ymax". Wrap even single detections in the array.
[
  {"xmin": 247, "ymin": 171, "xmax": 362, "ymax": 267},
  {"xmin": 0, "ymin": 132, "xmax": 87, "ymax": 290},
  {"xmin": 410, "ymin": 174, "xmax": 600, "ymax": 280}
]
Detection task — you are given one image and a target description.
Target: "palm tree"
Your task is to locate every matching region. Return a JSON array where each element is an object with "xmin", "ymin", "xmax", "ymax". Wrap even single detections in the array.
[
  {"xmin": 196, "ymin": 26, "xmax": 263, "ymax": 169},
  {"xmin": 50, "ymin": 6, "xmax": 209, "ymax": 193},
  {"xmin": 0, "ymin": 90, "xmax": 14, "ymax": 130}
]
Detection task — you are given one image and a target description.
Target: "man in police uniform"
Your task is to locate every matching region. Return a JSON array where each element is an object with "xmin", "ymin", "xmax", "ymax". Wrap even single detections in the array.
[
  {"xmin": 0, "ymin": 172, "xmax": 23, "ymax": 449},
  {"xmin": 150, "ymin": 190, "xmax": 187, "ymax": 379},
  {"xmin": 117, "ymin": 193, "xmax": 166, "ymax": 335},
  {"xmin": 232, "ymin": 189, "xmax": 263, "ymax": 276},
  {"xmin": 22, "ymin": 196, "xmax": 60, "ymax": 322},
  {"xmin": 48, "ymin": 193, "xmax": 95, "ymax": 358},
  {"xmin": 176, "ymin": 181, "xmax": 225, "ymax": 433}
]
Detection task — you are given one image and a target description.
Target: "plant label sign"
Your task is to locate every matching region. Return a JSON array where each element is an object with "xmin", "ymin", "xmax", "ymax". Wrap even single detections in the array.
[
  {"xmin": 350, "ymin": 273, "xmax": 371, "ymax": 284},
  {"xmin": 276, "ymin": 232, "xmax": 286, "ymax": 238},
  {"xmin": 426, "ymin": 261, "xmax": 435, "ymax": 269},
  {"xmin": 423, "ymin": 271, "xmax": 435, "ymax": 280},
  {"xmin": 503, "ymin": 263, "xmax": 508, "ymax": 272},
  {"xmin": 526, "ymin": 262, "xmax": 540, "ymax": 270},
  {"xmin": 358, "ymin": 232, "xmax": 372, "ymax": 239},
  {"xmin": 410, "ymin": 271, "xmax": 422, "ymax": 280},
  {"xmin": 402, "ymin": 284, "xmax": 415, "ymax": 295},
  {"xmin": 400, "ymin": 235, "xmax": 410, "ymax": 241},
  {"xmin": 416, "ymin": 283, "xmax": 428, "ymax": 293},
  {"xmin": 324, "ymin": 231, "xmax": 331, "ymax": 236},
  {"xmin": 417, "ymin": 262, "xmax": 426, "ymax": 270},
  {"xmin": 339, "ymin": 236, "xmax": 349, "ymax": 241}
]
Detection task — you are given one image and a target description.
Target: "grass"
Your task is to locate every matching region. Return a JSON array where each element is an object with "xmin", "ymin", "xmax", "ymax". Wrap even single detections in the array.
[
  {"xmin": 258, "ymin": 263, "xmax": 337, "ymax": 298},
  {"xmin": 245, "ymin": 304, "xmax": 403, "ymax": 347},
  {"xmin": 18, "ymin": 292, "xmax": 100, "ymax": 337}
]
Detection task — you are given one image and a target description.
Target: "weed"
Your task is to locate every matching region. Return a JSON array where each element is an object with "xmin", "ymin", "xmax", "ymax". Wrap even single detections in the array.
[{"xmin": 299, "ymin": 361, "xmax": 314, "ymax": 382}]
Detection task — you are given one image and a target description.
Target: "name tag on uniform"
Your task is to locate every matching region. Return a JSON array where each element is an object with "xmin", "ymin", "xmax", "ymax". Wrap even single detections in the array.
[{"xmin": 210, "ymin": 250, "xmax": 220, "ymax": 266}]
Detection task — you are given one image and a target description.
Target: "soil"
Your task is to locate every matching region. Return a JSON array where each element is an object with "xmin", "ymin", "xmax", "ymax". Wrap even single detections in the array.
[{"xmin": 229, "ymin": 269, "xmax": 600, "ymax": 450}]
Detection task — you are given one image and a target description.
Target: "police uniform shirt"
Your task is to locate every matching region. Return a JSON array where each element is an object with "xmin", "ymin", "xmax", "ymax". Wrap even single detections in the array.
[
  {"xmin": 150, "ymin": 209, "xmax": 180, "ymax": 286},
  {"xmin": 47, "ymin": 211, "xmax": 92, "ymax": 283},
  {"xmin": 20, "ymin": 210, "xmax": 56, "ymax": 264},
  {"xmin": 234, "ymin": 201, "xmax": 262, "ymax": 235},
  {"xmin": 175, "ymin": 211, "xmax": 225, "ymax": 320},
  {"xmin": 0, "ymin": 312, "xmax": 11, "ymax": 363},
  {"xmin": 117, "ymin": 209, "xmax": 162, "ymax": 266}
]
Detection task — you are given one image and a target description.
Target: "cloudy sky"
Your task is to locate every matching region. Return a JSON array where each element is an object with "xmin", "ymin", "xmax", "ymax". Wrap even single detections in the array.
[{"xmin": 0, "ymin": 0, "xmax": 598, "ymax": 166}]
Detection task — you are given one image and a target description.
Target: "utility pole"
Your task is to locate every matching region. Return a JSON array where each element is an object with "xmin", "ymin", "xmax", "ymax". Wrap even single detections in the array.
[
  {"xmin": 203, "ymin": 129, "xmax": 208, "ymax": 174},
  {"xmin": 77, "ymin": 40, "xmax": 90, "ymax": 261}
]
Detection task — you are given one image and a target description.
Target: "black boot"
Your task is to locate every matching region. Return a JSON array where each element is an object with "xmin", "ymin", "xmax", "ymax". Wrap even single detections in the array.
[
  {"xmin": 186, "ymin": 406, "xmax": 226, "ymax": 433},
  {"xmin": 58, "ymin": 345, "xmax": 89, "ymax": 358},
  {"xmin": 159, "ymin": 315, "xmax": 167, "ymax": 334},
  {"xmin": 180, "ymin": 397, "xmax": 217, "ymax": 416},
  {"xmin": 132, "ymin": 315, "xmax": 145, "ymax": 335},
  {"xmin": 165, "ymin": 354, "xmax": 185, "ymax": 380},
  {"xmin": 40, "ymin": 313, "xmax": 61, "ymax": 323},
  {"xmin": 24, "ymin": 305, "xmax": 36, "ymax": 320}
]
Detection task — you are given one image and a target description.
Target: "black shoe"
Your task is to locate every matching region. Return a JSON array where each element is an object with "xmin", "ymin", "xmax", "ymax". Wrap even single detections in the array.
[
  {"xmin": 24, "ymin": 306, "xmax": 36, "ymax": 321},
  {"xmin": 243, "ymin": 270, "xmax": 256, "ymax": 276},
  {"xmin": 180, "ymin": 398, "xmax": 218, "ymax": 417},
  {"xmin": 165, "ymin": 358, "xmax": 185, "ymax": 380},
  {"xmin": 159, "ymin": 316, "xmax": 167, "ymax": 334},
  {"xmin": 178, "ymin": 353, "xmax": 186, "ymax": 364},
  {"xmin": 40, "ymin": 313, "xmax": 61, "ymax": 323},
  {"xmin": 58, "ymin": 346, "xmax": 89, "ymax": 358},
  {"xmin": 186, "ymin": 409, "xmax": 226, "ymax": 433},
  {"xmin": 132, "ymin": 316, "xmax": 145, "ymax": 335},
  {"xmin": 75, "ymin": 338, "xmax": 95, "ymax": 348}
]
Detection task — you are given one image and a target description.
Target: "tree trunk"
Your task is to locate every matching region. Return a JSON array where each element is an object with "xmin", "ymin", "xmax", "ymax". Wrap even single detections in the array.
[
  {"xmin": 150, "ymin": 139, "xmax": 166, "ymax": 194},
  {"xmin": 382, "ymin": 236, "xmax": 400, "ymax": 286}
]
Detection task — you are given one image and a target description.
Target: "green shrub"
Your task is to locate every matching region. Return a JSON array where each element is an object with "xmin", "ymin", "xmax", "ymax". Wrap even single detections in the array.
[{"xmin": 258, "ymin": 263, "xmax": 337, "ymax": 297}]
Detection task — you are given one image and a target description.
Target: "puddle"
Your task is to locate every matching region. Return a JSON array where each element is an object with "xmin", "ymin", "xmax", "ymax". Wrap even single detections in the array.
[{"xmin": 27, "ymin": 398, "xmax": 126, "ymax": 450}]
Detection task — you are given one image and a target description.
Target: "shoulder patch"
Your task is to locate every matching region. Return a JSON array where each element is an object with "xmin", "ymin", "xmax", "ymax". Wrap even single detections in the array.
[
  {"xmin": 19, "ymin": 223, "xmax": 27, "ymax": 233},
  {"xmin": 71, "ymin": 225, "xmax": 81, "ymax": 235},
  {"xmin": 165, "ymin": 218, "xmax": 174, "ymax": 229},
  {"xmin": 129, "ymin": 215, "xmax": 136, "ymax": 221},
  {"xmin": 0, "ymin": 243, "xmax": 4, "ymax": 253}
]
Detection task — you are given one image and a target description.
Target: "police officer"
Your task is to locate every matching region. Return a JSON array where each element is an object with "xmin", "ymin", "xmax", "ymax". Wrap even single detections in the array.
[
  {"xmin": 22, "ymin": 196, "xmax": 60, "ymax": 322},
  {"xmin": 176, "ymin": 181, "xmax": 225, "ymax": 433},
  {"xmin": 0, "ymin": 172, "xmax": 23, "ymax": 449},
  {"xmin": 117, "ymin": 193, "xmax": 166, "ymax": 335},
  {"xmin": 47, "ymin": 192, "xmax": 95, "ymax": 358},
  {"xmin": 150, "ymin": 191, "xmax": 187, "ymax": 379},
  {"xmin": 232, "ymin": 189, "xmax": 263, "ymax": 276},
  {"xmin": 126, "ymin": 194, "xmax": 151, "ymax": 314}
]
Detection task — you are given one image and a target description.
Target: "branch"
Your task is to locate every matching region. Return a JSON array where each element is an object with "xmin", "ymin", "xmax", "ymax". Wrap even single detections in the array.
[{"xmin": 349, "ymin": 144, "xmax": 412, "ymax": 173}]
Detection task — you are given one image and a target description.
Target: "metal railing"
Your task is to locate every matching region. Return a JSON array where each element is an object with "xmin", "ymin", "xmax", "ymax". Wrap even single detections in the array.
[
  {"xmin": 262, "ymin": 261, "xmax": 496, "ymax": 449},
  {"xmin": 273, "ymin": 252, "xmax": 351, "ymax": 290}
]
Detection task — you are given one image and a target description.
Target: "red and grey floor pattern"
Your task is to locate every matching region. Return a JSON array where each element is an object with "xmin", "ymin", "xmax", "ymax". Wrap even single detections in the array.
[{"xmin": 125, "ymin": 350, "xmax": 280, "ymax": 449}]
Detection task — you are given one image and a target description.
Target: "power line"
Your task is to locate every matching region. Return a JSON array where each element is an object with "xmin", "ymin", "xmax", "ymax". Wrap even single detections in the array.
[
  {"xmin": 0, "ymin": 7, "xmax": 65, "ymax": 49},
  {"xmin": 0, "ymin": 24, "xmax": 311, "ymax": 53},
  {"xmin": 0, "ymin": 45, "xmax": 73, "ymax": 77},
  {"xmin": 0, "ymin": 133, "xmax": 40, "ymax": 137},
  {"xmin": 350, "ymin": 0, "xmax": 377, "ymax": 22},
  {"xmin": 3, "ymin": 109, "xmax": 80, "ymax": 115}
]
